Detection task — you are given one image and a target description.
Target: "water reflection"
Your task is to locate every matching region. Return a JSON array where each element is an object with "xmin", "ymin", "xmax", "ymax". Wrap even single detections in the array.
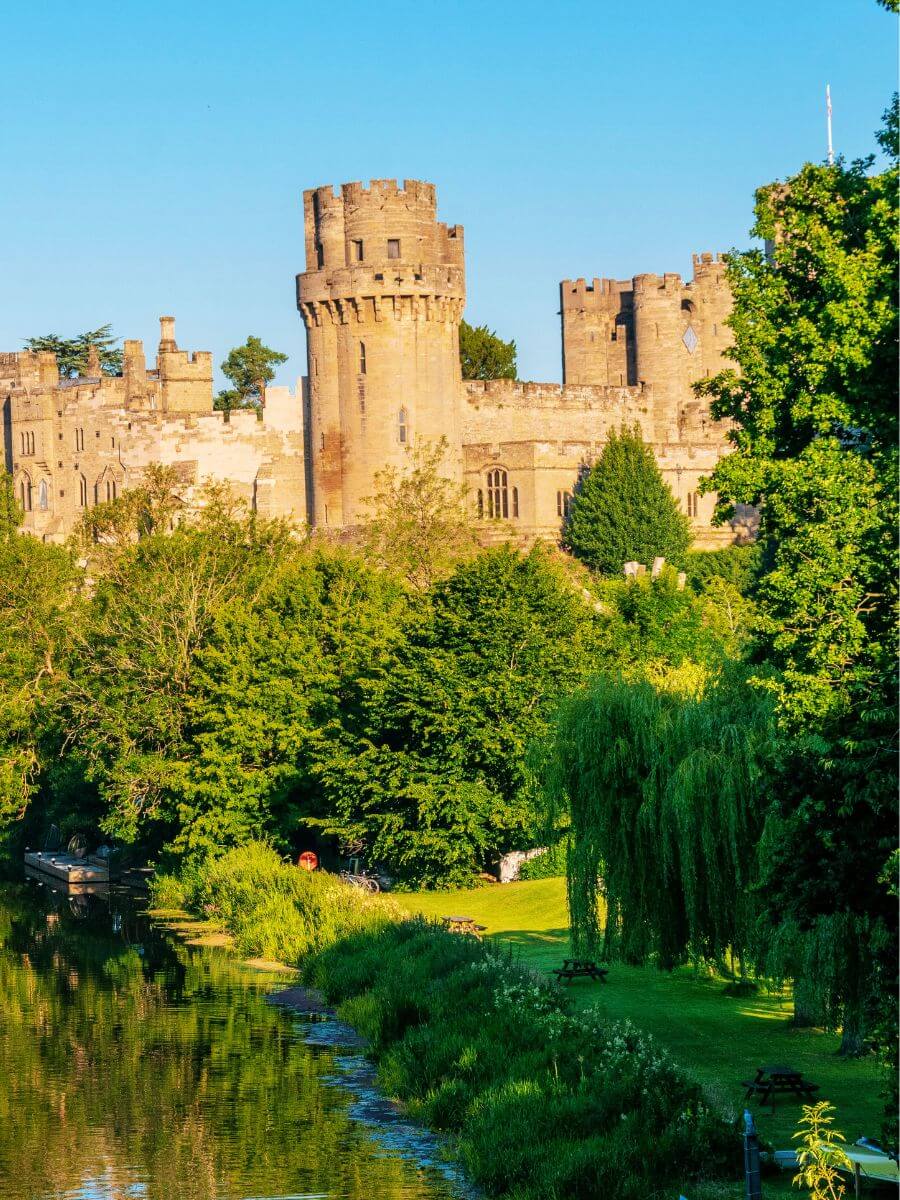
[{"xmin": 0, "ymin": 882, "xmax": 459, "ymax": 1200}]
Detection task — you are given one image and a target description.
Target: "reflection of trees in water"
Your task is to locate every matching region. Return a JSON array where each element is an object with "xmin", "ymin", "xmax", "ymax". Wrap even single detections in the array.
[{"xmin": 0, "ymin": 884, "xmax": 445, "ymax": 1200}]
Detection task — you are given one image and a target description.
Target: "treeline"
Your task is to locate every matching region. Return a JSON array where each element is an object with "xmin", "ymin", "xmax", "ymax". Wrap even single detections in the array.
[{"xmin": 0, "ymin": 466, "xmax": 749, "ymax": 886}]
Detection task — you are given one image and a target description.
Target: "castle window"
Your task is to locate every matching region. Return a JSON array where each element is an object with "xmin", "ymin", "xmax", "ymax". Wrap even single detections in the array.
[
  {"xmin": 352, "ymin": 239, "xmax": 364, "ymax": 262},
  {"xmin": 320, "ymin": 432, "xmax": 325, "ymax": 450},
  {"xmin": 557, "ymin": 490, "xmax": 573, "ymax": 519},
  {"xmin": 486, "ymin": 468, "xmax": 508, "ymax": 519},
  {"xmin": 387, "ymin": 239, "xmax": 401, "ymax": 260},
  {"xmin": 398, "ymin": 407, "xmax": 408, "ymax": 445},
  {"xmin": 713, "ymin": 324, "xmax": 718, "ymax": 336},
  {"xmin": 38, "ymin": 480, "xmax": 49, "ymax": 511},
  {"xmin": 19, "ymin": 475, "xmax": 32, "ymax": 512},
  {"xmin": 315, "ymin": 242, "xmax": 324, "ymax": 269},
  {"xmin": 687, "ymin": 492, "xmax": 701, "ymax": 518},
  {"xmin": 20, "ymin": 430, "xmax": 35, "ymax": 456},
  {"xmin": 359, "ymin": 342, "xmax": 367, "ymax": 375},
  {"xmin": 477, "ymin": 490, "xmax": 484, "ymax": 518},
  {"xmin": 79, "ymin": 475, "xmax": 88, "ymax": 508},
  {"xmin": 75, "ymin": 428, "xmax": 85, "ymax": 451},
  {"xmin": 512, "ymin": 487, "xmax": 519, "ymax": 518}
]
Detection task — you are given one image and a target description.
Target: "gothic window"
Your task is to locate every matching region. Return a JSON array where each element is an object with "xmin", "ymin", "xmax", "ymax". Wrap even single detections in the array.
[
  {"xmin": 359, "ymin": 342, "xmax": 367, "ymax": 375},
  {"xmin": 352, "ymin": 239, "xmax": 364, "ymax": 262},
  {"xmin": 556, "ymin": 490, "xmax": 573, "ymax": 519},
  {"xmin": 486, "ymin": 468, "xmax": 508, "ymax": 519},
  {"xmin": 79, "ymin": 475, "xmax": 88, "ymax": 508},
  {"xmin": 20, "ymin": 430, "xmax": 35, "ymax": 455},
  {"xmin": 398, "ymin": 407, "xmax": 408, "ymax": 445},
  {"xmin": 19, "ymin": 474, "xmax": 32, "ymax": 512},
  {"xmin": 387, "ymin": 238, "xmax": 400, "ymax": 260},
  {"xmin": 512, "ymin": 487, "xmax": 519, "ymax": 519},
  {"xmin": 477, "ymin": 489, "xmax": 484, "ymax": 518},
  {"xmin": 75, "ymin": 428, "xmax": 84, "ymax": 452},
  {"xmin": 38, "ymin": 480, "xmax": 49, "ymax": 510}
]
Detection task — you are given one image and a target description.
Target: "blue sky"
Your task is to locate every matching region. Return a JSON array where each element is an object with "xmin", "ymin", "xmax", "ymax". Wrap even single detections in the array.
[{"xmin": 2, "ymin": 0, "xmax": 895, "ymax": 387}]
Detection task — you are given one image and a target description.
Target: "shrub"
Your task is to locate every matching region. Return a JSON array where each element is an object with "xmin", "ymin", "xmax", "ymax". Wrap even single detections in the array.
[
  {"xmin": 165, "ymin": 841, "xmax": 399, "ymax": 962},
  {"xmin": 303, "ymin": 921, "xmax": 740, "ymax": 1198},
  {"xmin": 517, "ymin": 841, "xmax": 567, "ymax": 880}
]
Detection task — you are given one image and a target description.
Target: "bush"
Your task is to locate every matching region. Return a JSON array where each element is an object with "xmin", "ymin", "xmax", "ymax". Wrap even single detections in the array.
[
  {"xmin": 160, "ymin": 841, "xmax": 399, "ymax": 962},
  {"xmin": 517, "ymin": 841, "xmax": 567, "ymax": 880},
  {"xmin": 303, "ymin": 920, "xmax": 740, "ymax": 1198}
]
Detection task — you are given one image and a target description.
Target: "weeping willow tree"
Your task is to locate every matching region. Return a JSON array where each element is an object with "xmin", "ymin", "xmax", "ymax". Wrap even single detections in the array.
[{"xmin": 542, "ymin": 673, "xmax": 772, "ymax": 967}]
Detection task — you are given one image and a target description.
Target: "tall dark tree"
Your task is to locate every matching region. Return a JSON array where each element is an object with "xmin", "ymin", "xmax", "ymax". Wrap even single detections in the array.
[
  {"xmin": 458, "ymin": 320, "xmax": 517, "ymax": 380},
  {"xmin": 215, "ymin": 336, "xmax": 288, "ymax": 412},
  {"xmin": 565, "ymin": 425, "xmax": 691, "ymax": 575},
  {"xmin": 23, "ymin": 325, "xmax": 122, "ymax": 378}
]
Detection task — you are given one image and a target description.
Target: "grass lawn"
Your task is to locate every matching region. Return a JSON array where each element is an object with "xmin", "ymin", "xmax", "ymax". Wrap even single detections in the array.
[{"xmin": 395, "ymin": 877, "xmax": 884, "ymax": 1189}]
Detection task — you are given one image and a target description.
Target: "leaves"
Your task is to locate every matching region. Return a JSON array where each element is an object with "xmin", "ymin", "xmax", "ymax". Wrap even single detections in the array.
[
  {"xmin": 459, "ymin": 320, "xmax": 517, "ymax": 380},
  {"xmin": 23, "ymin": 325, "xmax": 123, "ymax": 378},
  {"xmin": 215, "ymin": 335, "xmax": 288, "ymax": 412}
]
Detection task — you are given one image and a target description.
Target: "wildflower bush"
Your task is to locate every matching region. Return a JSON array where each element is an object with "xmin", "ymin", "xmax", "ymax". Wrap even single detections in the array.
[
  {"xmin": 304, "ymin": 918, "xmax": 739, "ymax": 1199},
  {"xmin": 150, "ymin": 841, "xmax": 398, "ymax": 961}
]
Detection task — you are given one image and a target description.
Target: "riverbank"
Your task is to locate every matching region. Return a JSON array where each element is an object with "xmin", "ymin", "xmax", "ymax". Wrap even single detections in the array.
[{"xmin": 151, "ymin": 844, "xmax": 746, "ymax": 1198}]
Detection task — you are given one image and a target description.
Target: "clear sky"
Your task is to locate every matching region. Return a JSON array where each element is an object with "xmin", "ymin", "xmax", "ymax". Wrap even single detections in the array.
[{"xmin": 2, "ymin": 0, "xmax": 895, "ymax": 388}]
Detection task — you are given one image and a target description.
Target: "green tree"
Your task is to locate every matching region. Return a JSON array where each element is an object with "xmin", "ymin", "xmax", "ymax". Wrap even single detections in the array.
[
  {"xmin": 565, "ymin": 425, "xmax": 691, "ymax": 575},
  {"xmin": 458, "ymin": 319, "xmax": 517, "ymax": 380},
  {"xmin": 0, "ymin": 532, "xmax": 80, "ymax": 833},
  {"xmin": 307, "ymin": 546, "xmax": 600, "ymax": 885},
  {"xmin": 23, "ymin": 325, "xmax": 123, "ymax": 378},
  {"xmin": 699, "ymin": 110, "xmax": 898, "ymax": 1055},
  {"xmin": 215, "ymin": 336, "xmax": 287, "ymax": 412},
  {"xmin": 360, "ymin": 439, "xmax": 479, "ymax": 589}
]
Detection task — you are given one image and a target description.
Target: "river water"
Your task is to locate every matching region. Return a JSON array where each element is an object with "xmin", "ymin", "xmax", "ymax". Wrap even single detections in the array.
[{"xmin": 0, "ymin": 881, "xmax": 464, "ymax": 1200}]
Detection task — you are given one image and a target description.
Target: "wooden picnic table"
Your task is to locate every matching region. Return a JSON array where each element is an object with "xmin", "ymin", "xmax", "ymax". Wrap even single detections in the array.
[
  {"xmin": 552, "ymin": 958, "xmax": 608, "ymax": 984},
  {"xmin": 442, "ymin": 915, "xmax": 486, "ymax": 939},
  {"xmin": 742, "ymin": 1064, "xmax": 819, "ymax": 1108}
]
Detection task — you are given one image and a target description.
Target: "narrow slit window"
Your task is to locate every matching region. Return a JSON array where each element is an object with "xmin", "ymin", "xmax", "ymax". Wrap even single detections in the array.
[
  {"xmin": 79, "ymin": 475, "xmax": 88, "ymax": 507},
  {"xmin": 352, "ymin": 239, "xmax": 364, "ymax": 262},
  {"xmin": 387, "ymin": 239, "xmax": 400, "ymax": 260},
  {"xmin": 315, "ymin": 241, "xmax": 324, "ymax": 268},
  {"xmin": 39, "ymin": 480, "xmax": 48, "ymax": 510},
  {"xmin": 477, "ymin": 489, "xmax": 484, "ymax": 518},
  {"xmin": 511, "ymin": 487, "xmax": 519, "ymax": 518},
  {"xmin": 359, "ymin": 342, "xmax": 366, "ymax": 375},
  {"xmin": 20, "ymin": 476, "xmax": 31, "ymax": 512},
  {"xmin": 398, "ymin": 407, "xmax": 408, "ymax": 444}
]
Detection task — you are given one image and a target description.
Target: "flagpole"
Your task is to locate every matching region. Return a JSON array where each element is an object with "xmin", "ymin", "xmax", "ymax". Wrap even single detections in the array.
[{"xmin": 826, "ymin": 84, "xmax": 834, "ymax": 166}]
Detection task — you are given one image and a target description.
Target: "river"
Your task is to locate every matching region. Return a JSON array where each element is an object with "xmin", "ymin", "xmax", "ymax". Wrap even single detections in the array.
[{"xmin": 0, "ymin": 880, "xmax": 465, "ymax": 1200}]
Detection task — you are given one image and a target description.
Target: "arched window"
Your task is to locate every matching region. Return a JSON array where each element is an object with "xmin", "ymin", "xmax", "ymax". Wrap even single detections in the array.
[
  {"xmin": 511, "ymin": 487, "xmax": 519, "ymax": 519},
  {"xmin": 359, "ymin": 341, "xmax": 366, "ymax": 375},
  {"xmin": 75, "ymin": 428, "xmax": 84, "ymax": 452},
  {"xmin": 106, "ymin": 479, "xmax": 113, "ymax": 502},
  {"xmin": 476, "ymin": 489, "xmax": 484, "ymax": 518},
  {"xmin": 486, "ymin": 468, "xmax": 508, "ymax": 519},
  {"xmin": 398, "ymin": 407, "xmax": 408, "ymax": 445},
  {"xmin": 19, "ymin": 474, "xmax": 32, "ymax": 512},
  {"xmin": 38, "ymin": 480, "xmax": 49, "ymax": 511},
  {"xmin": 556, "ymin": 490, "xmax": 573, "ymax": 519},
  {"xmin": 20, "ymin": 430, "xmax": 35, "ymax": 456},
  {"xmin": 79, "ymin": 475, "xmax": 88, "ymax": 508}
]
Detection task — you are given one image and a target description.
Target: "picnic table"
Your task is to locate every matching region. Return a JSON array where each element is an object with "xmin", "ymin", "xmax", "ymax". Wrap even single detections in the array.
[
  {"xmin": 552, "ymin": 958, "xmax": 608, "ymax": 984},
  {"xmin": 742, "ymin": 1064, "xmax": 819, "ymax": 1109},
  {"xmin": 442, "ymin": 915, "xmax": 486, "ymax": 939}
]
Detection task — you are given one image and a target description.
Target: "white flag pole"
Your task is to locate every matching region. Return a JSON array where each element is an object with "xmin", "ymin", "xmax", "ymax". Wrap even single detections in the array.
[{"xmin": 826, "ymin": 84, "xmax": 834, "ymax": 166}]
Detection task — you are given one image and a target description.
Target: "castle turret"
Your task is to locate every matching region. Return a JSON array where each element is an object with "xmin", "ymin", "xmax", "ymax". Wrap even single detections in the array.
[{"xmin": 296, "ymin": 179, "xmax": 466, "ymax": 528}]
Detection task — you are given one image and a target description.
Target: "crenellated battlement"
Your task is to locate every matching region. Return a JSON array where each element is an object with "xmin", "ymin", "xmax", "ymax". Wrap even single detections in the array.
[{"xmin": 464, "ymin": 378, "xmax": 650, "ymax": 410}]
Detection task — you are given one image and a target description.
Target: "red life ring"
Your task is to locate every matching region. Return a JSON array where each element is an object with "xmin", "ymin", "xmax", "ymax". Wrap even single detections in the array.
[{"xmin": 297, "ymin": 851, "xmax": 318, "ymax": 872}]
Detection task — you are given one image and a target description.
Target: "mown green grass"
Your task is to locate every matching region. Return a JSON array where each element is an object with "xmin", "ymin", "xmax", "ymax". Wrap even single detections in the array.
[{"xmin": 395, "ymin": 878, "xmax": 883, "ymax": 1169}]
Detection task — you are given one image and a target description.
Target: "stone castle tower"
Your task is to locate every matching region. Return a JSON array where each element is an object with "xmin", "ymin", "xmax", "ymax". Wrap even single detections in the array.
[{"xmin": 296, "ymin": 179, "xmax": 466, "ymax": 527}]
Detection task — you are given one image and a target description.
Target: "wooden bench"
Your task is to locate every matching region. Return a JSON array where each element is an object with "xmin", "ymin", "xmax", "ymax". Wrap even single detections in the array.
[
  {"xmin": 442, "ymin": 916, "xmax": 487, "ymax": 940},
  {"xmin": 552, "ymin": 958, "xmax": 608, "ymax": 984},
  {"xmin": 742, "ymin": 1065, "xmax": 820, "ymax": 1109}
]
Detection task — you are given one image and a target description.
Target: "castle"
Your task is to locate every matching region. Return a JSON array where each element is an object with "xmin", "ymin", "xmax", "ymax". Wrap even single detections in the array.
[{"xmin": 2, "ymin": 178, "xmax": 749, "ymax": 547}]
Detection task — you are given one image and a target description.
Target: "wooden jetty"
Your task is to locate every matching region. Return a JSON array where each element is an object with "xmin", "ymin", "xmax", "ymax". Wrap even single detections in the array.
[{"xmin": 24, "ymin": 850, "xmax": 113, "ymax": 885}]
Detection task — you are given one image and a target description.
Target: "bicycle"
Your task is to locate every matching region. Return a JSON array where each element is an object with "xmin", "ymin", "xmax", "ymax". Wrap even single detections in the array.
[{"xmin": 339, "ymin": 869, "xmax": 381, "ymax": 894}]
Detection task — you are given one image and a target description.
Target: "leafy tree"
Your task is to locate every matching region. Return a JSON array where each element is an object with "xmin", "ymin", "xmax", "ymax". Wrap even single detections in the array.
[
  {"xmin": 458, "ymin": 319, "xmax": 517, "ymax": 380},
  {"xmin": 542, "ymin": 672, "xmax": 772, "ymax": 965},
  {"xmin": 23, "ymin": 325, "xmax": 122, "ymax": 378},
  {"xmin": 699, "ymin": 111, "xmax": 898, "ymax": 1055},
  {"xmin": 0, "ymin": 530, "xmax": 80, "ymax": 833},
  {"xmin": 0, "ymin": 473, "xmax": 22, "ymax": 540},
  {"xmin": 306, "ymin": 546, "xmax": 601, "ymax": 885},
  {"xmin": 360, "ymin": 439, "xmax": 479, "ymax": 589},
  {"xmin": 76, "ymin": 464, "xmax": 184, "ymax": 552},
  {"xmin": 215, "ymin": 336, "xmax": 287, "ymax": 412},
  {"xmin": 565, "ymin": 425, "xmax": 691, "ymax": 575}
]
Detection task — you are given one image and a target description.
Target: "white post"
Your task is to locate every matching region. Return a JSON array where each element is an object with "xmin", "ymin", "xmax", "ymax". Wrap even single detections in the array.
[{"xmin": 826, "ymin": 84, "xmax": 834, "ymax": 166}]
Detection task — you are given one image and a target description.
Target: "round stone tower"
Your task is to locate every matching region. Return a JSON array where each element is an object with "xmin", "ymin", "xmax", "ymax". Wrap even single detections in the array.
[{"xmin": 296, "ymin": 179, "xmax": 466, "ymax": 528}]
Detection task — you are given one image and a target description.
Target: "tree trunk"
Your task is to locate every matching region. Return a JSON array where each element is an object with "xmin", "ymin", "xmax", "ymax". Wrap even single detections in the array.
[{"xmin": 791, "ymin": 975, "xmax": 823, "ymax": 1028}]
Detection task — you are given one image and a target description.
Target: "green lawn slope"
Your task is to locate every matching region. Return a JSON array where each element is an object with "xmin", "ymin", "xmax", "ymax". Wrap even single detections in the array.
[{"xmin": 395, "ymin": 878, "xmax": 883, "ymax": 1172}]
